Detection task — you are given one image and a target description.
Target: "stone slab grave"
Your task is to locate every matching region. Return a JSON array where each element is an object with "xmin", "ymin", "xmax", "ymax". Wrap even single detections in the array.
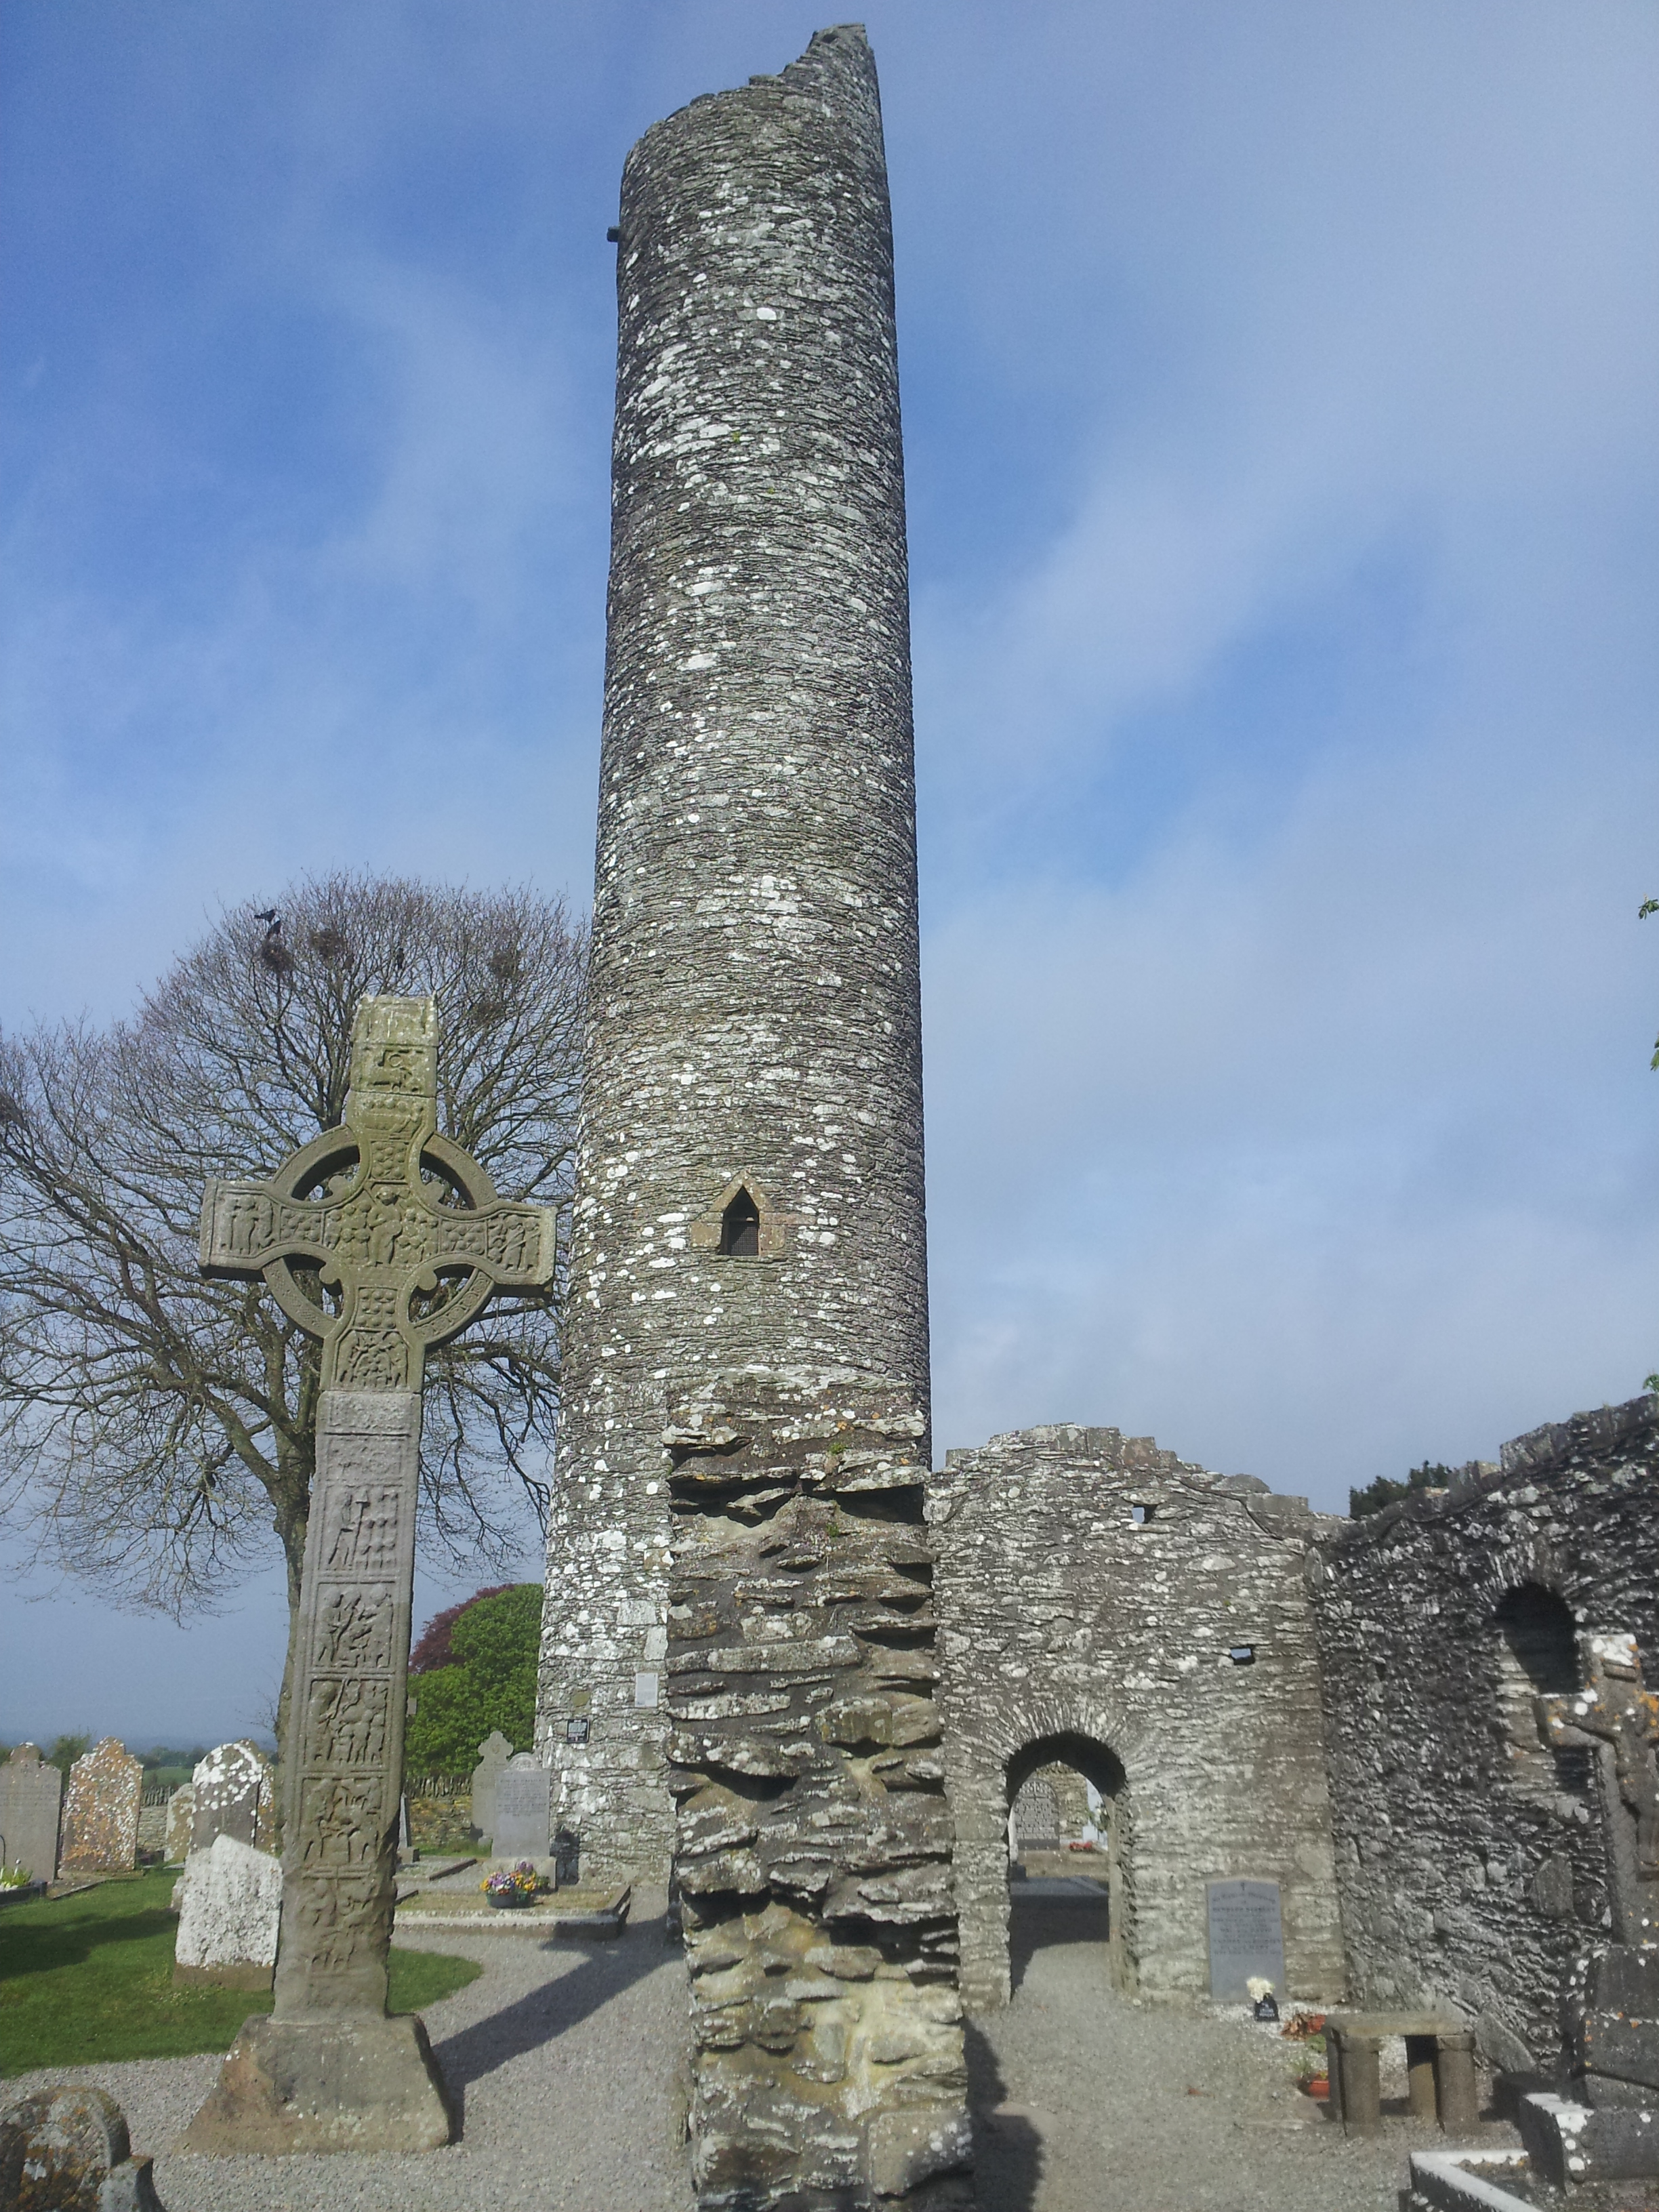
[
  {"xmin": 164, "ymin": 1785, "xmax": 194, "ymax": 1865},
  {"xmin": 0, "ymin": 1744, "xmax": 62, "ymax": 1883},
  {"xmin": 58, "ymin": 1739, "xmax": 142, "ymax": 1876},
  {"xmin": 0, "ymin": 2085, "xmax": 163, "ymax": 2211},
  {"xmin": 1516, "ymin": 1631, "xmax": 1659, "ymax": 2189},
  {"xmin": 1206, "ymin": 1877, "xmax": 1285, "ymax": 2003},
  {"xmin": 190, "ymin": 1740, "xmax": 275, "ymax": 1854},
  {"xmin": 178, "ymin": 994, "xmax": 555, "ymax": 2155},
  {"xmin": 491, "ymin": 1755, "xmax": 552, "ymax": 1868},
  {"xmin": 470, "ymin": 1729, "xmax": 512, "ymax": 1849},
  {"xmin": 173, "ymin": 1833, "xmax": 284, "ymax": 1990}
]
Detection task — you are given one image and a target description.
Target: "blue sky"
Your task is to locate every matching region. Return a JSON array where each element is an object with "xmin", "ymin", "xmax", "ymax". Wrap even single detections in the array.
[{"xmin": 3, "ymin": 2, "xmax": 1656, "ymax": 1743}]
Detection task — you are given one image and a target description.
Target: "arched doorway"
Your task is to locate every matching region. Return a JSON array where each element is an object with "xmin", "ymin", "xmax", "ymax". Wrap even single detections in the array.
[{"xmin": 1005, "ymin": 1732, "xmax": 1130, "ymax": 1994}]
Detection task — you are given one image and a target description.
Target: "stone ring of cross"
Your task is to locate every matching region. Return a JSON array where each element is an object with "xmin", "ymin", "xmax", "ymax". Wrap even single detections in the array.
[
  {"xmin": 199, "ymin": 996, "xmax": 556, "ymax": 1395},
  {"xmin": 258, "ymin": 1122, "xmax": 508, "ymax": 1346}
]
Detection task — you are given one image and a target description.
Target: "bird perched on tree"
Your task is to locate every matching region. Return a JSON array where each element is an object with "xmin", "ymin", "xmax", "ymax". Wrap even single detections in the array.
[{"xmin": 253, "ymin": 910, "xmax": 293, "ymax": 975}]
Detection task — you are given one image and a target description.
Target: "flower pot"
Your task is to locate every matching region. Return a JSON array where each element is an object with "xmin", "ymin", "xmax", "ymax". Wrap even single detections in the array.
[
  {"xmin": 487, "ymin": 1889, "xmax": 533, "ymax": 1909},
  {"xmin": 1301, "ymin": 2076, "xmax": 1329, "ymax": 2099}
]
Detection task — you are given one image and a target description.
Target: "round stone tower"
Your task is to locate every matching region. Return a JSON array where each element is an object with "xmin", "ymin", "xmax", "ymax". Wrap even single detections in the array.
[{"xmin": 537, "ymin": 25, "xmax": 930, "ymax": 1883}]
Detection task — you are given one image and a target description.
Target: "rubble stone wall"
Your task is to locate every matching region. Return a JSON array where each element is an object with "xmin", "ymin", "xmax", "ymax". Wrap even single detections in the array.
[
  {"xmin": 538, "ymin": 24, "xmax": 930, "ymax": 1889},
  {"xmin": 1311, "ymin": 1395, "xmax": 1659, "ymax": 2072},
  {"xmin": 668, "ymin": 1370, "xmax": 970, "ymax": 2211},
  {"xmin": 932, "ymin": 1425, "xmax": 1345, "ymax": 2012}
]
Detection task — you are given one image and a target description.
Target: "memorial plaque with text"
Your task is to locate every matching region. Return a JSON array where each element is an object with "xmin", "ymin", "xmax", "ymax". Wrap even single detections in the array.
[
  {"xmin": 492, "ymin": 1764, "xmax": 551, "ymax": 1860},
  {"xmin": 1206, "ymin": 1877, "xmax": 1285, "ymax": 2001}
]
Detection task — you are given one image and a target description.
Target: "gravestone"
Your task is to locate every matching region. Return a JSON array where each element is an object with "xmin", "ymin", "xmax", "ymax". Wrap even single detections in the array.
[
  {"xmin": 1206, "ymin": 1877, "xmax": 1286, "ymax": 2001},
  {"xmin": 136, "ymin": 1794, "xmax": 169, "ymax": 1858},
  {"xmin": 491, "ymin": 1757, "xmax": 550, "ymax": 1861},
  {"xmin": 165, "ymin": 1785, "xmax": 194, "ymax": 1864},
  {"xmin": 1011, "ymin": 1775, "xmax": 1059, "ymax": 1851},
  {"xmin": 0, "ymin": 2086, "xmax": 163, "ymax": 2211},
  {"xmin": 0, "ymin": 1744, "xmax": 61, "ymax": 1883},
  {"xmin": 58, "ymin": 1740, "xmax": 142, "ymax": 1875},
  {"xmin": 174, "ymin": 1833, "xmax": 284, "ymax": 1990},
  {"xmin": 470, "ymin": 1731, "xmax": 513, "ymax": 1847},
  {"xmin": 191, "ymin": 1741, "xmax": 275, "ymax": 1855},
  {"xmin": 178, "ymin": 995, "xmax": 554, "ymax": 2155}
]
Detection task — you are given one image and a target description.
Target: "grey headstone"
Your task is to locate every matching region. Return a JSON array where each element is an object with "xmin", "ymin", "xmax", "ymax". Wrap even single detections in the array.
[
  {"xmin": 173, "ymin": 1832, "xmax": 283, "ymax": 1989},
  {"xmin": 470, "ymin": 1729, "xmax": 514, "ymax": 1845},
  {"xmin": 164, "ymin": 1784, "xmax": 194, "ymax": 1864},
  {"xmin": 1206, "ymin": 1877, "xmax": 1285, "ymax": 2001},
  {"xmin": 0, "ymin": 1743, "xmax": 61, "ymax": 1884},
  {"xmin": 190, "ymin": 1740, "xmax": 274, "ymax": 1854},
  {"xmin": 492, "ymin": 1758, "xmax": 550, "ymax": 1859}
]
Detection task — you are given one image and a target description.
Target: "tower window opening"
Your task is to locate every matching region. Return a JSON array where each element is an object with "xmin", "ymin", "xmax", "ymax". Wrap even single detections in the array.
[
  {"xmin": 720, "ymin": 1187, "xmax": 761, "ymax": 1256},
  {"xmin": 1130, "ymin": 1503, "xmax": 1153, "ymax": 1526}
]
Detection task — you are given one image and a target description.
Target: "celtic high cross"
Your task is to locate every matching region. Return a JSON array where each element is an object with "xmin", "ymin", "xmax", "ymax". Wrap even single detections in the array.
[
  {"xmin": 182, "ymin": 996, "xmax": 555, "ymax": 2153},
  {"xmin": 1538, "ymin": 1631, "xmax": 1659, "ymax": 1948}
]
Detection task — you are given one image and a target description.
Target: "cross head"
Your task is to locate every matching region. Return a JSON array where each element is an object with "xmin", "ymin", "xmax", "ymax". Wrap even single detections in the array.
[
  {"xmin": 1538, "ymin": 1631, "xmax": 1659, "ymax": 1885},
  {"xmin": 199, "ymin": 994, "xmax": 554, "ymax": 1389}
]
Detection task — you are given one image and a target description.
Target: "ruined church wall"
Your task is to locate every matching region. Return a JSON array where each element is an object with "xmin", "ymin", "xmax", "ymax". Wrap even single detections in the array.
[
  {"xmin": 537, "ymin": 26, "xmax": 930, "ymax": 1885},
  {"xmin": 1311, "ymin": 1395, "xmax": 1659, "ymax": 2073},
  {"xmin": 932, "ymin": 1425, "xmax": 1345, "ymax": 2010}
]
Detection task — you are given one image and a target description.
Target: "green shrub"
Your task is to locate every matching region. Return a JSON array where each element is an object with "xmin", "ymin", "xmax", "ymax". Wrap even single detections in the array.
[
  {"xmin": 403, "ymin": 1584, "xmax": 541, "ymax": 1776},
  {"xmin": 1349, "ymin": 1461, "xmax": 1456, "ymax": 1519}
]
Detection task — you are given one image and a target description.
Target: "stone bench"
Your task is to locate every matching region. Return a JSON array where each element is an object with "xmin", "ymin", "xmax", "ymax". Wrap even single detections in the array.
[{"xmin": 1325, "ymin": 2011, "xmax": 1479, "ymax": 2136}]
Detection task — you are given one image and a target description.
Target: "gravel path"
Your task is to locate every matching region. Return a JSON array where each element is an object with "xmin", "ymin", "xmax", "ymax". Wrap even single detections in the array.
[
  {"xmin": 11, "ymin": 1891, "xmax": 695, "ymax": 2212},
  {"xmin": 10, "ymin": 1882, "xmax": 1527, "ymax": 2210},
  {"xmin": 973, "ymin": 1887, "xmax": 1523, "ymax": 2212}
]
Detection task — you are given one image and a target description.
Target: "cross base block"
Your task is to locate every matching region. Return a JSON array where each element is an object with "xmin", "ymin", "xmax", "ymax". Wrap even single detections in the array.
[{"xmin": 178, "ymin": 2013, "xmax": 455, "ymax": 2155}]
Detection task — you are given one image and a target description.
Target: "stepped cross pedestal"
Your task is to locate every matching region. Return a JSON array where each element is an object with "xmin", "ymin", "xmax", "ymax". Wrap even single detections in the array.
[{"xmin": 180, "ymin": 996, "xmax": 555, "ymax": 2154}]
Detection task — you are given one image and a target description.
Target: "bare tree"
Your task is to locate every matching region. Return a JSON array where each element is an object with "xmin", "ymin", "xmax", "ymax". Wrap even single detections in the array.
[{"xmin": 0, "ymin": 874, "xmax": 584, "ymax": 1765}]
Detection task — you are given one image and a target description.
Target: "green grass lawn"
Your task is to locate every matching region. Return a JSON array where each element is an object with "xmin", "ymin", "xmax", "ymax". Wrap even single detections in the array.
[{"xmin": 0, "ymin": 1868, "xmax": 482, "ymax": 2075}]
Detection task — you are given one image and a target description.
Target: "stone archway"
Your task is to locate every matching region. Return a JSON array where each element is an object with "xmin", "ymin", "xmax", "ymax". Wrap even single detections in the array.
[
  {"xmin": 1006, "ymin": 1731, "xmax": 1130, "ymax": 1996},
  {"xmin": 950, "ymin": 1692, "xmax": 1149, "ymax": 2013}
]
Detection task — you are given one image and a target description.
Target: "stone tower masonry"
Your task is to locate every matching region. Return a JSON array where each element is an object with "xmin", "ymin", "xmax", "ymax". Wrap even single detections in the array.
[{"xmin": 537, "ymin": 25, "xmax": 930, "ymax": 1887}]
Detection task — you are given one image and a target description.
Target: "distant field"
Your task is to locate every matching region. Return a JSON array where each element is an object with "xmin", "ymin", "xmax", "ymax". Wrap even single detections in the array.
[{"xmin": 0, "ymin": 1868, "xmax": 480, "ymax": 2072}]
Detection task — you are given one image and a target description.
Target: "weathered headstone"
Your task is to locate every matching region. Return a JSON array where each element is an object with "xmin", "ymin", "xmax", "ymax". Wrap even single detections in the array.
[
  {"xmin": 470, "ymin": 1730, "xmax": 513, "ymax": 1847},
  {"xmin": 1206, "ymin": 1877, "xmax": 1286, "ymax": 2002},
  {"xmin": 190, "ymin": 1741, "xmax": 275, "ymax": 1856},
  {"xmin": 179, "ymin": 996, "xmax": 555, "ymax": 2155},
  {"xmin": 164, "ymin": 1785, "xmax": 194, "ymax": 1865},
  {"xmin": 174, "ymin": 1833, "xmax": 284, "ymax": 1990},
  {"xmin": 136, "ymin": 1793, "xmax": 169, "ymax": 1859},
  {"xmin": 0, "ymin": 1744, "xmax": 62, "ymax": 1883},
  {"xmin": 0, "ymin": 2085, "xmax": 163, "ymax": 2211},
  {"xmin": 491, "ymin": 1757, "xmax": 550, "ymax": 1861},
  {"xmin": 58, "ymin": 1740, "xmax": 142, "ymax": 1876}
]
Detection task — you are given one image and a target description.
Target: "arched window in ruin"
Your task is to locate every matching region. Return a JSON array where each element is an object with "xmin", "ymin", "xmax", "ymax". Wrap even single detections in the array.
[
  {"xmin": 1494, "ymin": 1583, "xmax": 1584, "ymax": 1790},
  {"xmin": 720, "ymin": 1185, "xmax": 761, "ymax": 1257}
]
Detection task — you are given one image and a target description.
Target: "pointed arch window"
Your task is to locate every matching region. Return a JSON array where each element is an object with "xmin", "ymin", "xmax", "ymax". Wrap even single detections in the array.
[
  {"xmin": 689, "ymin": 1172, "xmax": 789, "ymax": 1261},
  {"xmin": 720, "ymin": 1186, "xmax": 761, "ymax": 1256}
]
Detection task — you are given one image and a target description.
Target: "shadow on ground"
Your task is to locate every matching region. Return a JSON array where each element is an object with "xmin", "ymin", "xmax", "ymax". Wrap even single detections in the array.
[
  {"xmin": 430, "ymin": 1918, "xmax": 667, "ymax": 2094},
  {"xmin": 1009, "ymin": 1892, "xmax": 1109, "ymax": 1999},
  {"xmin": 966, "ymin": 2017, "xmax": 1043, "ymax": 2212}
]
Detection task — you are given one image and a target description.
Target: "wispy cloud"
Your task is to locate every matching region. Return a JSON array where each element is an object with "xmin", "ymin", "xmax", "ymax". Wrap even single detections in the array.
[{"xmin": 1, "ymin": 1, "xmax": 1655, "ymax": 1732}]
